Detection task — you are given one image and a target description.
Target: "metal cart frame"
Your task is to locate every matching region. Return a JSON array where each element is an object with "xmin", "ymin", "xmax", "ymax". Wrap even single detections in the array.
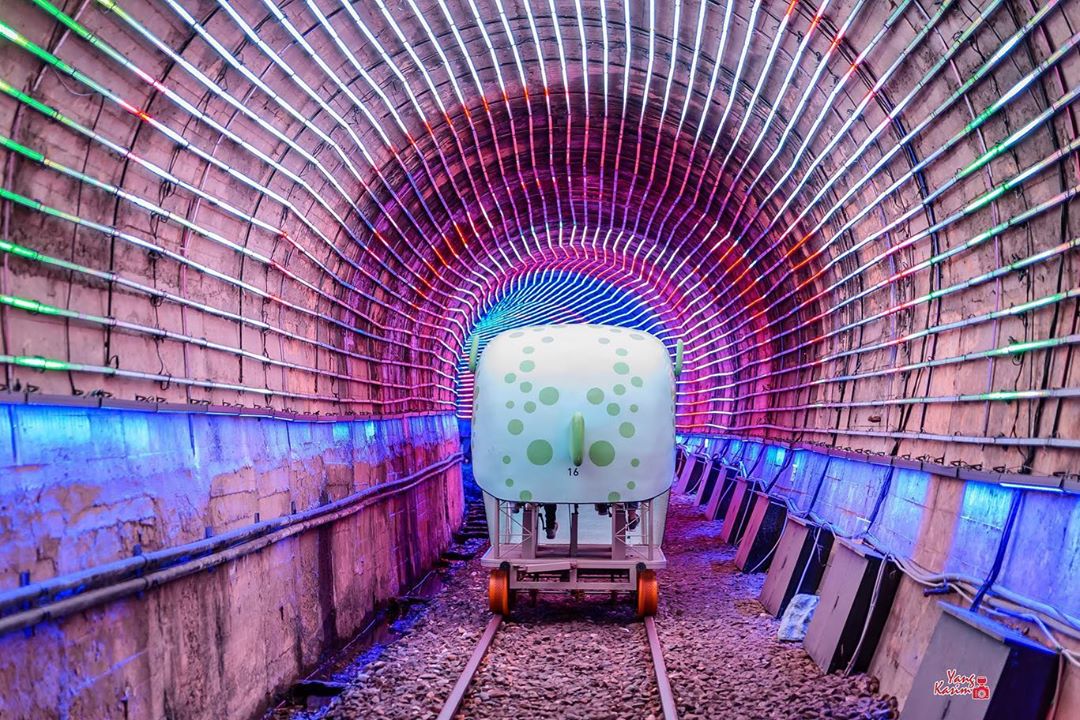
[{"xmin": 480, "ymin": 497, "xmax": 667, "ymax": 594}]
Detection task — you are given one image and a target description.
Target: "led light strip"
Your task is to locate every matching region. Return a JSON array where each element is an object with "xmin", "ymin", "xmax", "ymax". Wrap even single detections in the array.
[
  {"xmin": 15, "ymin": 2, "xmax": 465, "ymax": 338},
  {"xmin": 689, "ymin": 1, "xmax": 1067, "ymax": 345}
]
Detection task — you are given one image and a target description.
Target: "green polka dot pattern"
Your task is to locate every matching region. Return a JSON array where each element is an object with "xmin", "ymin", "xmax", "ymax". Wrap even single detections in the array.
[
  {"xmin": 527, "ymin": 439, "xmax": 553, "ymax": 465},
  {"xmin": 471, "ymin": 324, "xmax": 675, "ymax": 504},
  {"xmin": 589, "ymin": 440, "xmax": 615, "ymax": 466}
]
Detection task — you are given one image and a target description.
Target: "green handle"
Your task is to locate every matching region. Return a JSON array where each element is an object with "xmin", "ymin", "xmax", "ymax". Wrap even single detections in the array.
[
  {"xmin": 468, "ymin": 335, "xmax": 479, "ymax": 372},
  {"xmin": 570, "ymin": 412, "xmax": 584, "ymax": 467},
  {"xmin": 674, "ymin": 339, "xmax": 685, "ymax": 378}
]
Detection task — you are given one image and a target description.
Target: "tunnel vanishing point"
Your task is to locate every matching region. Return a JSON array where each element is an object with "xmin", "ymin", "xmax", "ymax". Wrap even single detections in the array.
[{"xmin": 0, "ymin": 0, "xmax": 1078, "ymax": 718}]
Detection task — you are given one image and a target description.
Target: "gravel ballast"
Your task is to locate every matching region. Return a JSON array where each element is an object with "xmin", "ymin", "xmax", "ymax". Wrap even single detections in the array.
[{"xmin": 288, "ymin": 496, "xmax": 897, "ymax": 719}]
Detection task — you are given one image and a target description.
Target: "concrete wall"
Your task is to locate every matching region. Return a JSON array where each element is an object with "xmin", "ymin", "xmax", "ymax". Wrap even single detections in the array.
[
  {"xmin": 0, "ymin": 404, "xmax": 464, "ymax": 720},
  {"xmin": 685, "ymin": 434, "xmax": 1080, "ymax": 715}
]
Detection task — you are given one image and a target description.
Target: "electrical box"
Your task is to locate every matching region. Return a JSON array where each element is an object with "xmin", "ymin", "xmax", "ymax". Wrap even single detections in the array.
[
  {"xmin": 720, "ymin": 476, "xmax": 755, "ymax": 544},
  {"xmin": 704, "ymin": 464, "xmax": 738, "ymax": 521},
  {"xmin": 804, "ymin": 538, "xmax": 901, "ymax": 673},
  {"xmin": 693, "ymin": 458, "xmax": 724, "ymax": 506},
  {"xmin": 734, "ymin": 491, "xmax": 787, "ymax": 572},
  {"xmin": 759, "ymin": 515, "xmax": 833, "ymax": 617},
  {"xmin": 674, "ymin": 452, "xmax": 709, "ymax": 495},
  {"xmin": 899, "ymin": 602, "xmax": 1057, "ymax": 720},
  {"xmin": 674, "ymin": 447, "xmax": 688, "ymax": 478}
]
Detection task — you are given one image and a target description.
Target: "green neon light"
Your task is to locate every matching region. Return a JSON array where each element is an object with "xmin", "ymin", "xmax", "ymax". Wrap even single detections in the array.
[
  {"xmin": 0, "ymin": 294, "xmax": 63, "ymax": 315},
  {"xmin": 0, "ymin": 134, "xmax": 43, "ymax": 163},
  {"xmin": 12, "ymin": 355, "xmax": 70, "ymax": 371}
]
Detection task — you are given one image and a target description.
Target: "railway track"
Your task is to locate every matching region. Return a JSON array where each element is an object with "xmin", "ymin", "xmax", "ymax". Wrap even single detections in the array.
[{"xmin": 436, "ymin": 612, "xmax": 678, "ymax": 720}]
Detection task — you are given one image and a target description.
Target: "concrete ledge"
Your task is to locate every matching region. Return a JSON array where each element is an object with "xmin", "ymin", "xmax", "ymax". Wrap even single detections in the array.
[{"xmin": 679, "ymin": 433, "xmax": 1072, "ymax": 495}]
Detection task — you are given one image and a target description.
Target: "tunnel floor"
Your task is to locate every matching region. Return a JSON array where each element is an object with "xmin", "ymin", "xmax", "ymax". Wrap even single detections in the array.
[{"xmin": 287, "ymin": 497, "xmax": 897, "ymax": 719}]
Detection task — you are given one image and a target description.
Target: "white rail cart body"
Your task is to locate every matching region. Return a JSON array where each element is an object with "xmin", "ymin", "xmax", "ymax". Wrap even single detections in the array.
[{"xmin": 469, "ymin": 324, "xmax": 679, "ymax": 615}]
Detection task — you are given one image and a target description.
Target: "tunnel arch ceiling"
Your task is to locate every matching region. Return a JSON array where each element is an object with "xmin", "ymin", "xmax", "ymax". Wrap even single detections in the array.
[{"xmin": 0, "ymin": 0, "xmax": 1077, "ymax": 475}]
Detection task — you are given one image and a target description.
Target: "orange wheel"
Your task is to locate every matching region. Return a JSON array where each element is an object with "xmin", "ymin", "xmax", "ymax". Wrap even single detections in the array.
[
  {"xmin": 636, "ymin": 569, "xmax": 659, "ymax": 617},
  {"xmin": 488, "ymin": 568, "xmax": 511, "ymax": 615}
]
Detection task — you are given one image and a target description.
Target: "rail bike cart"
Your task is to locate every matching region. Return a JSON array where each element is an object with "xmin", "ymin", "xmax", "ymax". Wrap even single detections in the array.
[{"xmin": 468, "ymin": 323, "xmax": 682, "ymax": 616}]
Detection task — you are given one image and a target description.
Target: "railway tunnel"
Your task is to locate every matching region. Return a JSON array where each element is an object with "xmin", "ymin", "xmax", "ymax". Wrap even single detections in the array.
[{"xmin": 0, "ymin": 0, "xmax": 1078, "ymax": 717}]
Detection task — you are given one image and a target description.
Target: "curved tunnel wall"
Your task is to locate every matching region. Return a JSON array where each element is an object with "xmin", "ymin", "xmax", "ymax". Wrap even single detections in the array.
[
  {"xmin": 0, "ymin": 0, "xmax": 1077, "ymax": 717},
  {"xmin": 0, "ymin": 0, "xmax": 1075, "ymax": 471}
]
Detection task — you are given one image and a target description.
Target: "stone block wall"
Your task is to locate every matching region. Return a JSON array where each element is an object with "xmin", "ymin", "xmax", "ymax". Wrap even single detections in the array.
[{"xmin": 0, "ymin": 404, "xmax": 464, "ymax": 720}]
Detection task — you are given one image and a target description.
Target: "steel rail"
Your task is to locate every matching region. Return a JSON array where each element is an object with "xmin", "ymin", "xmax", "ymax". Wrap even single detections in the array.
[
  {"xmin": 437, "ymin": 614, "xmax": 503, "ymax": 720},
  {"xmin": 437, "ymin": 609, "xmax": 678, "ymax": 719},
  {"xmin": 645, "ymin": 615, "xmax": 679, "ymax": 720}
]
